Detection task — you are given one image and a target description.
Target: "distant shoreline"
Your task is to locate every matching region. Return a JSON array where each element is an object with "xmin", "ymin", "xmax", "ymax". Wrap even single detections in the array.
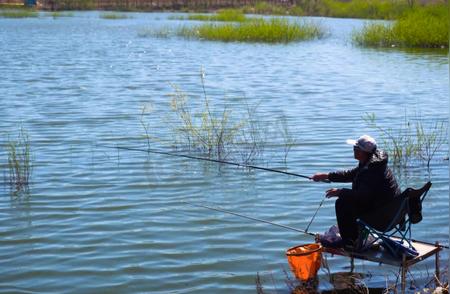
[{"xmin": 2, "ymin": 0, "xmax": 295, "ymax": 12}]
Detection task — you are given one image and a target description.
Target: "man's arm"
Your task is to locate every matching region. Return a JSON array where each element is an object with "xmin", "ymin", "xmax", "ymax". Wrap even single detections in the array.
[{"xmin": 329, "ymin": 168, "xmax": 357, "ymax": 182}]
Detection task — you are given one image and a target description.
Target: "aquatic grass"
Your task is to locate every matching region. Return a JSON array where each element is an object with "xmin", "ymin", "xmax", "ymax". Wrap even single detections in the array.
[
  {"xmin": 352, "ymin": 22, "xmax": 395, "ymax": 47},
  {"xmin": 0, "ymin": 9, "xmax": 38, "ymax": 18},
  {"xmin": 178, "ymin": 18, "xmax": 324, "ymax": 43},
  {"xmin": 415, "ymin": 119, "xmax": 448, "ymax": 169},
  {"xmin": 166, "ymin": 77, "xmax": 251, "ymax": 160},
  {"xmin": 167, "ymin": 15, "xmax": 185, "ymax": 20},
  {"xmin": 100, "ymin": 12, "xmax": 129, "ymax": 19},
  {"xmin": 142, "ymin": 72, "xmax": 299, "ymax": 164},
  {"xmin": 353, "ymin": 5, "xmax": 449, "ymax": 48},
  {"xmin": 363, "ymin": 113, "xmax": 448, "ymax": 168},
  {"xmin": 138, "ymin": 26, "xmax": 173, "ymax": 38},
  {"xmin": 189, "ymin": 9, "xmax": 247, "ymax": 22},
  {"xmin": 4, "ymin": 128, "xmax": 33, "ymax": 195},
  {"xmin": 391, "ymin": 5, "xmax": 448, "ymax": 48}
]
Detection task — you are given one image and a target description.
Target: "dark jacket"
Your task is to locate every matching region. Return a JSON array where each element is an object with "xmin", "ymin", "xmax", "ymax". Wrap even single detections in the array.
[{"xmin": 328, "ymin": 150, "xmax": 400, "ymax": 212}]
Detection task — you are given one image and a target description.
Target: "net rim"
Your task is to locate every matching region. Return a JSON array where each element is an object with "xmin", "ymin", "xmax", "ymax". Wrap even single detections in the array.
[{"xmin": 285, "ymin": 243, "xmax": 322, "ymax": 256}]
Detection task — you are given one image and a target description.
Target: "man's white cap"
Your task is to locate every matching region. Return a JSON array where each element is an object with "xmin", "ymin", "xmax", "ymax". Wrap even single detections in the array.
[{"xmin": 346, "ymin": 135, "xmax": 377, "ymax": 153}]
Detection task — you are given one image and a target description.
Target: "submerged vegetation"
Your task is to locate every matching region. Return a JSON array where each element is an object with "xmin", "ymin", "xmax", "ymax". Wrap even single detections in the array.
[
  {"xmin": 177, "ymin": 18, "xmax": 324, "ymax": 43},
  {"xmin": 353, "ymin": 4, "xmax": 448, "ymax": 48},
  {"xmin": 363, "ymin": 113, "xmax": 447, "ymax": 168},
  {"xmin": 3, "ymin": 128, "xmax": 33, "ymax": 195},
  {"xmin": 100, "ymin": 12, "xmax": 129, "ymax": 19}
]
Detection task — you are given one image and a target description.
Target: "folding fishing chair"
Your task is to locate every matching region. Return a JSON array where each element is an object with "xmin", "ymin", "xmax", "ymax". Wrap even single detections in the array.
[{"xmin": 356, "ymin": 181, "xmax": 432, "ymax": 259}]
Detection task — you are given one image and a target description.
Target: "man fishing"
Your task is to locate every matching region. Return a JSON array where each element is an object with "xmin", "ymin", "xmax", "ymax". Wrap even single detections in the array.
[{"xmin": 312, "ymin": 135, "xmax": 400, "ymax": 250}]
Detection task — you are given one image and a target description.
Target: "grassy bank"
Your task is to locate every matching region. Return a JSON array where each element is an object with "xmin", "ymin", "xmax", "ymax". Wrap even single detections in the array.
[
  {"xmin": 172, "ymin": 8, "xmax": 247, "ymax": 22},
  {"xmin": 242, "ymin": 2, "xmax": 304, "ymax": 16},
  {"xmin": 0, "ymin": 9, "xmax": 38, "ymax": 18},
  {"xmin": 353, "ymin": 4, "xmax": 448, "ymax": 48},
  {"xmin": 178, "ymin": 18, "xmax": 324, "ymax": 43},
  {"xmin": 317, "ymin": 0, "xmax": 409, "ymax": 19}
]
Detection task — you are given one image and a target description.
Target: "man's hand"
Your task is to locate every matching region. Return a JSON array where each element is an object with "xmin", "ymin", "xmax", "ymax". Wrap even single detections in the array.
[
  {"xmin": 326, "ymin": 188, "xmax": 341, "ymax": 198},
  {"xmin": 312, "ymin": 173, "xmax": 328, "ymax": 182}
]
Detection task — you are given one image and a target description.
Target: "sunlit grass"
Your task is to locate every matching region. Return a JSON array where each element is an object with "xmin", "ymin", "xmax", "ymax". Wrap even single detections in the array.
[
  {"xmin": 242, "ymin": 1, "xmax": 303, "ymax": 16},
  {"xmin": 353, "ymin": 4, "xmax": 448, "ymax": 48},
  {"xmin": 178, "ymin": 18, "xmax": 324, "ymax": 43},
  {"xmin": 0, "ymin": 9, "xmax": 38, "ymax": 18},
  {"xmin": 320, "ymin": 0, "xmax": 409, "ymax": 20},
  {"xmin": 169, "ymin": 9, "xmax": 247, "ymax": 22},
  {"xmin": 191, "ymin": 9, "xmax": 246, "ymax": 22},
  {"xmin": 100, "ymin": 12, "xmax": 129, "ymax": 19},
  {"xmin": 0, "ymin": 4, "xmax": 25, "ymax": 9}
]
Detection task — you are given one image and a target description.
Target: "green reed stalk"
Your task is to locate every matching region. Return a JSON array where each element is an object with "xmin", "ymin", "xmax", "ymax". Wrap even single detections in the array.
[
  {"xmin": 141, "ymin": 74, "xmax": 297, "ymax": 164},
  {"xmin": 363, "ymin": 113, "xmax": 447, "ymax": 169},
  {"xmin": 6, "ymin": 128, "xmax": 32, "ymax": 194}
]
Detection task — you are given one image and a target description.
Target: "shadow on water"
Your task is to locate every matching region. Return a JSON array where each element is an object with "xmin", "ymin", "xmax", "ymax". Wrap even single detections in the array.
[{"xmin": 359, "ymin": 46, "xmax": 448, "ymax": 64}]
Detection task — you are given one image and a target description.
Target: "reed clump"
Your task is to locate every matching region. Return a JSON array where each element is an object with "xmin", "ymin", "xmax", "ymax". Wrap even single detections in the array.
[
  {"xmin": 364, "ymin": 113, "xmax": 447, "ymax": 168},
  {"xmin": 165, "ymin": 76, "xmax": 266, "ymax": 162},
  {"xmin": 0, "ymin": 9, "xmax": 38, "ymax": 18},
  {"xmin": 4, "ymin": 128, "xmax": 33, "ymax": 195},
  {"xmin": 353, "ymin": 4, "xmax": 448, "ymax": 48},
  {"xmin": 178, "ymin": 18, "xmax": 324, "ymax": 43},
  {"xmin": 142, "ymin": 73, "xmax": 298, "ymax": 164}
]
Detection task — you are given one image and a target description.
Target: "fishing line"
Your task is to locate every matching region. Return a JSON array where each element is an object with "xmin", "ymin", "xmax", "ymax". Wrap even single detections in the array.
[
  {"xmin": 184, "ymin": 201, "xmax": 317, "ymax": 237},
  {"xmin": 97, "ymin": 144, "xmax": 329, "ymax": 182},
  {"xmin": 304, "ymin": 196, "xmax": 327, "ymax": 233}
]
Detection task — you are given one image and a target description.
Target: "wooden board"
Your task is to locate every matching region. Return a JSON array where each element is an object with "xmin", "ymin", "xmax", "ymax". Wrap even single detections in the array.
[{"xmin": 322, "ymin": 239, "xmax": 442, "ymax": 267}]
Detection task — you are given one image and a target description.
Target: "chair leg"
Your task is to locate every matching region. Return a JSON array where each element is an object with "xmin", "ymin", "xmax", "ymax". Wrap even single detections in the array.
[
  {"xmin": 401, "ymin": 254, "xmax": 406, "ymax": 294},
  {"xmin": 435, "ymin": 241, "xmax": 440, "ymax": 288}
]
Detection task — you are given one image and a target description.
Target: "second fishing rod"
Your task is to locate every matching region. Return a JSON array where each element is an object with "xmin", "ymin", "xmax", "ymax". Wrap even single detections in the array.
[{"xmin": 97, "ymin": 144, "xmax": 330, "ymax": 182}]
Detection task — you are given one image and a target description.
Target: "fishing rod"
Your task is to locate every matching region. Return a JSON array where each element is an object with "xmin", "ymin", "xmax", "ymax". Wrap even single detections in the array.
[
  {"xmin": 184, "ymin": 201, "xmax": 317, "ymax": 237},
  {"xmin": 98, "ymin": 144, "xmax": 327, "ymax": 182}
]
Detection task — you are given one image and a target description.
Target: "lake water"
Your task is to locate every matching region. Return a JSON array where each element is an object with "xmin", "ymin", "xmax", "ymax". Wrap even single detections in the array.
[{"xmin": 0, "ymin": 11, "xmax": 448, "ymax": 293}]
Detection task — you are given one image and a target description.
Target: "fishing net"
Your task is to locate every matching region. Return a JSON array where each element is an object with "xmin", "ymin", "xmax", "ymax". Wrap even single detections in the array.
[{"xmin": 286, "ymin": 243, "xmax": 322, "ymax": 281}]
